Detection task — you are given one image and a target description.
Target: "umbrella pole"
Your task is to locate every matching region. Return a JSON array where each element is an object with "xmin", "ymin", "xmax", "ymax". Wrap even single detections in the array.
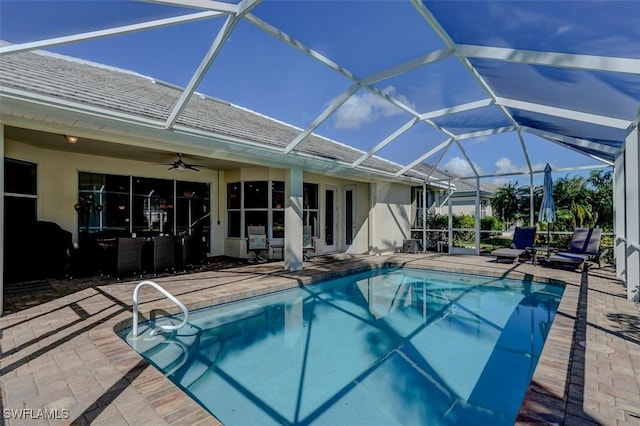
[{"xmin": 547, "ymin": 225, "xmax": 550, "ymax": 257}]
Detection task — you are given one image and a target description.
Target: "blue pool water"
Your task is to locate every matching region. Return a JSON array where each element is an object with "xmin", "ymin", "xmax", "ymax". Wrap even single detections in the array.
[{"xmin": 121, "ymin": 268, "xmax": 564, "ymax": 425}]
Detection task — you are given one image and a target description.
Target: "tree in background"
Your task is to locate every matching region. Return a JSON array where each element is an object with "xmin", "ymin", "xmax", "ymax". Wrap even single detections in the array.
[
  {"xmin": 586, "ymin": 169, "xmax": 613, "ymax": 231},
  {"xmin": 553, "ymin": 174, "xmax": 592, "ymax": 229},
  {"xmin": 490, "ymin": 182, "xmax": 519, "ymax": 230},
  {"xmin": 515, "ymin": 184, "xmax": 543, "ymax": 226}
]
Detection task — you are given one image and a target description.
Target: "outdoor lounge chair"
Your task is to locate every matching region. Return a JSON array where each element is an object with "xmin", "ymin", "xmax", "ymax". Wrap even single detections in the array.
[
  {"xmin": 247, "ymin": 225, "xmax": 269, "ymax": 263},
  {"xmin": 491, "ymin": 226, "xmax": 537, "ymax": 263},
  {"xmin": 303, "ymin": 225, "xmax": 316, "ymax": 261},
  {"xmin": 548, "ymin": 228, "xmax": 604, "ymax": 270}
]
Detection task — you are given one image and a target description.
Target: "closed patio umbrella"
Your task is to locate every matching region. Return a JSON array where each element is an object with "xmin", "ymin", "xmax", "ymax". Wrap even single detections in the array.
[{"xmin": 539, "ymin": 163, "xmax": 556, "ymax": 255}]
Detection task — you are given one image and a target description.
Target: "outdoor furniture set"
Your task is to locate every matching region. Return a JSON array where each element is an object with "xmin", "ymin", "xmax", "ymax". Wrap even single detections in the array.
[{"xmin": 491, "ymin": 227, "xmax": 606, "ymax": 271}]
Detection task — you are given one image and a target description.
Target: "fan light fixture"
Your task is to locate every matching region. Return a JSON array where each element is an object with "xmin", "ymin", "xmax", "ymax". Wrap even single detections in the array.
[{"xmin": 165, "ymin": 153, "xmax": 205, "ymax": 172}]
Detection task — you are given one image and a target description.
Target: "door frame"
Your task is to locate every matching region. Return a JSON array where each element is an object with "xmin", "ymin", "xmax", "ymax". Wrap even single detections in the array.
[
  {"xmin": 343, "ymin": 184, "xmax": 356, "ymax": 252},
  {"xmin": 324, "ymin": 186, "xmax": 337, "ymax": 252}
]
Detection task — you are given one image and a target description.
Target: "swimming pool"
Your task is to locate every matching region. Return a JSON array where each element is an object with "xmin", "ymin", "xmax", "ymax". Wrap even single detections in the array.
[{"xmin": 122, "ymin": 267, "xmax": 564, "ymax": 425}]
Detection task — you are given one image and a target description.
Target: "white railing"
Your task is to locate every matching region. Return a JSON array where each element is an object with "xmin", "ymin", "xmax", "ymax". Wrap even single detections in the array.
[
  {"xmin": 617, "ymin": 236, "xmax": 640, "ymax": 253},
  {"xmin": 132, "ymin": 280, "xmax": 189, "ymax": 337}
]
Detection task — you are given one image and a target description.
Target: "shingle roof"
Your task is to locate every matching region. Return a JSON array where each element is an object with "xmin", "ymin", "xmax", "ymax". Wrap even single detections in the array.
[{"xmin": 0, "ymin": 47, "xmax": 436, "ymax": 182}]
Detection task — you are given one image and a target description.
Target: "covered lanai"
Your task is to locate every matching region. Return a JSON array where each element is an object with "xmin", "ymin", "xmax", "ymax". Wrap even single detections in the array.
[{"xmin": 1, "ymin": 0, "xmax": 639, "ymax": 308}]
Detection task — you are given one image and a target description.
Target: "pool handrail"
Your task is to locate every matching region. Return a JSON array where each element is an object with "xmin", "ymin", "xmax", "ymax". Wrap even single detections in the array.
[{"xmin": 132, "ymin": 280, "xmax": 189, "ymax": 337}]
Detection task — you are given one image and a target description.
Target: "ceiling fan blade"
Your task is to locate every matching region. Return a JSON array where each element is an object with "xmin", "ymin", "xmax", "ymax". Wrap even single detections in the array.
[
  {"xmin": 186, "ymin": 165, "xmax": 200, "ymax": 171},
  {"xmin": 167, "ymin": 165, "xmax": 177, "ymax": 170}
]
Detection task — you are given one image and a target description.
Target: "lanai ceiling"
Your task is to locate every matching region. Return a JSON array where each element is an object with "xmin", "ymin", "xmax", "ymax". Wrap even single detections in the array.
[{"xmin": 1, "ymin": 0, "xmax": 639, "ymax": 180}]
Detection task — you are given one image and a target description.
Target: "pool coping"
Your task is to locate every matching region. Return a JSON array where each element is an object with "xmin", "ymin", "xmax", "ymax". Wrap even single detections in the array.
[{"xmin": 99, "ymin": 258, "xmax": 575, "ymax": 425}]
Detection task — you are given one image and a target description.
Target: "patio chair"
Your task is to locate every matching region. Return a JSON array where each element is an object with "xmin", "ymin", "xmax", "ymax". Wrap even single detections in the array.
[
  {"xmin": 151, "ymin": 235, "xmax": 175, "ymax": 274},
  {"xmin": 103, "ymin": 237, "xmax": 143, "ymax": 278},
  {"xmin": 247, "ymin": 225, "xmax": 269, "ymax": 263},
  {"xmin": 303, "ymin": 225, "xmax": 316, "ymax": 261},
  {"xmin": 548, "ymin": 228, "xmax": 604, "ymax": 271},
  {"xmin": 491, "ymin": 226, "xmax": 537, "ymax": 263}
]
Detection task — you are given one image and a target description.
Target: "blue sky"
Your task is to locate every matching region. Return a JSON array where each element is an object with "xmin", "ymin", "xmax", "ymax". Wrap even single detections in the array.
[{"xmin": 2, "ymin": 0, "xmax": 630, "ymax": 185}]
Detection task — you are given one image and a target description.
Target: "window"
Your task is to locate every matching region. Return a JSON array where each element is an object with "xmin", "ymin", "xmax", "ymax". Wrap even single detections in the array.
[
  {"xmin": 303, "ymin": 183, "xmax": 318, "ymax": 237},
  {"xmin": 4, "ymin": 159, "xmax": 38, "ymax": 283},
  {"xmin": 226, "ymin": 180, "xmax": 285, "ymax": 239},
  {"xmin": 5, "ymin": 158, "xmax": 37, "ymax": 195},
  {"xmin": 77, "ymin": 173, "xmax": 210, "ymax": 246},
  {"xmin": 272, "ymin": 182, "xmax": 285, "ymax": 238},
  {"xmin": 78, "ymin": 173, "xmax": 130, "ymax": 234},
  {"xmin": 177, "ymin": 181, "xmax": 210, "ymax": 252},
  {"xmin": 412, "ymin": 187, "xmax": 425, "ymax": 229},
  {"xmin": 132, "ymin": 177, "xmax": 174, "ymax": 236},
  {"xmin": 227, "ymin": 182, "xmax": 241, "ymax": 237},
  {"xmin": 244, "ymin": 181, "xmax": 268, "ymax": 208},
  {"xmin": 243, "ymin": 181, "xmax": 269, "ymax": 242},
  {"xmin": 5, "ymin": 158, "xmax": 38, "ymax": 233}
]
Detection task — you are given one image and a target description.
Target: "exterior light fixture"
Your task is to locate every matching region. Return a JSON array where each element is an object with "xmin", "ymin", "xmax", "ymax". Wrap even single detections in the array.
[{"xmin": 65, "ymin": 135, "xmax": 79, "ymax": 144}]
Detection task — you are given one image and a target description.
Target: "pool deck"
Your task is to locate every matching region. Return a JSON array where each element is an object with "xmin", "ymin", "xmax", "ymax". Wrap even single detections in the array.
[{"xmin": 1, "ymin": 254, "xmax": 638, "ymax": 425}]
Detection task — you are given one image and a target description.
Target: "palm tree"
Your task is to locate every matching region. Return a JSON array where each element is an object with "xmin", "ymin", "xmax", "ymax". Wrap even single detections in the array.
[
  {"xmin": 491, "ymin": 182, "xmax": 520, "ymax": 230},
  {"xmin": 553, "ymin": 175, "xmax": 592, "ymax": 229},
  {"xmin": 516, "ymin": 184, "xmax": 543, "ymax": 226},
  {"xmin": 586, "ymin": 170, "xmax": 613, "ymax": 230}
]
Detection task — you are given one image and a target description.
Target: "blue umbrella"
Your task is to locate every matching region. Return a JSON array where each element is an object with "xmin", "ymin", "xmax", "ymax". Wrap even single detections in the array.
[{"xmin": 539, "ymin": 163, "xmax": 556, "ymax": 254}]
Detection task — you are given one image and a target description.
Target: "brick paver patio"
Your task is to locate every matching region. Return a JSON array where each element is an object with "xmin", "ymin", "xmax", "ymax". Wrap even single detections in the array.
[{"xmin": 1, "ymin": 254, "xmax": 639, "ymax": 425}]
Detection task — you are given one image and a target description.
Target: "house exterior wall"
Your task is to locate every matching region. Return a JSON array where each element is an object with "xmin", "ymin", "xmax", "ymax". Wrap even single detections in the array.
[
  {"xmin": 6, "ymin": 137, "xmax": 221, "ymax": 250},
  {"xmin": 450, "ymin": 196, "xmax": 493, "ymax": 217},
  {"xmin": 370, "ymin": 182, "xmax": 412, "ymax": 255},
  {"xmin": 5, "ymin": 135, "xmax": 380, "ymax": 261}
]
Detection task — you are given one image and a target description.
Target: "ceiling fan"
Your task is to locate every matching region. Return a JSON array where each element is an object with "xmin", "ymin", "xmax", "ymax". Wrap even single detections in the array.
[{"xmin": 165, "ymin": 153, "xmax": 206, "ymax": 171}]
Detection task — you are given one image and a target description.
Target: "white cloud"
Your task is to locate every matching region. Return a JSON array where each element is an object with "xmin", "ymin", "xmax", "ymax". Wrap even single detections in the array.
[
  {"xmin": 491, "ymin": 158, "xmax": 557, "ymax": 185},
  {"xmin": 442, "ymin": 156, "xmax": 482, "ymax": 177},
  {"xmin": 495, "ymin": 157, "xmax": 525, "ymax": 174},
  {"xmin": 555, "ymin": 25, "xmax": 572, "ymax": 36},
  {"xmin": 333, "ymin": 85, "xmax": 414, "ymax": 129},
  {"xmin": 469, "ymin": 136, "xmax": 489, "ymax": 145}
]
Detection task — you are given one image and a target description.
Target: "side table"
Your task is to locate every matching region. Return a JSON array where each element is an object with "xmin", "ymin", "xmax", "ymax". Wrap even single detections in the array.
[{"xmin": 529, "ymin": 246, "xmax": 554, "ymax": 265}]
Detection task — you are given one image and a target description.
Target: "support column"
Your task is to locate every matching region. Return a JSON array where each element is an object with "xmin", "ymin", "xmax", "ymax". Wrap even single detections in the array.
[
  {"xmin": 624, "ymin": 127, "xmax": 639, "ymax": 301},
  {"xmin": 285, "ymin": 168, "xmax": 303, "ymax": 271},
  {"xmin": 0, "ymin": 124, "xmax": 4, "ymax": 316},
  {"xmin": 447, "ymin": 180, "xmax": 453, "ymax": 254},
  {"xmin": 475, "ymin": 177, "xmax": 480, "ymax": 255},
  {"xmin": 368, "ymin": 183, "xmax": 375, "ymax": 255},
  {"xmin": 422, "ymin": 182, "xmax": 427, "ymax": 252},
  {"xmin": 529, "ymin": 173, "xmax": 534, "ymax": 226},
  {"xmin": 614, "ymin": 152, "xmax": 626, "ymax": 282}
]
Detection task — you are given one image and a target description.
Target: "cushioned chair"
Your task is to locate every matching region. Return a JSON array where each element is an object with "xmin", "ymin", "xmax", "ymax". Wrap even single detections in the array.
[
  {"xmin": 104, "ymin": 237, "xmax": 143, "ymax": 278},
  {"xmin": 152, "ymin": 236, "xmax": 175, "ymax": 274},
  {"xmin": 303, "ymin": 225, "xmax": 316, "ymax": 261},
  {"xmin": 548, "ymin": 228, "xmax": 604, "ymax": 271},
  {"xmin": 247, "ymin": 225, "xmax": 269, "ymax": 263},
  {"xmin": 491, "ymin": 226, "xmax": 537, "ymax": 263}
]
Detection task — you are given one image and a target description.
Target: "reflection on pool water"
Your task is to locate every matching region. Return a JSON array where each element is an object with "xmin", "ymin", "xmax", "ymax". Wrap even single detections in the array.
[{"xmin": 121, "ymin": 268, "xmax": 564, "ymax": 425}]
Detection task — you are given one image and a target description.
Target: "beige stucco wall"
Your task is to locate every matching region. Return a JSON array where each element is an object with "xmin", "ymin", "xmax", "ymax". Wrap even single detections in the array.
[{"xmin": 370, "ymin": 182, "xmax": 412, "ymax": 255}]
